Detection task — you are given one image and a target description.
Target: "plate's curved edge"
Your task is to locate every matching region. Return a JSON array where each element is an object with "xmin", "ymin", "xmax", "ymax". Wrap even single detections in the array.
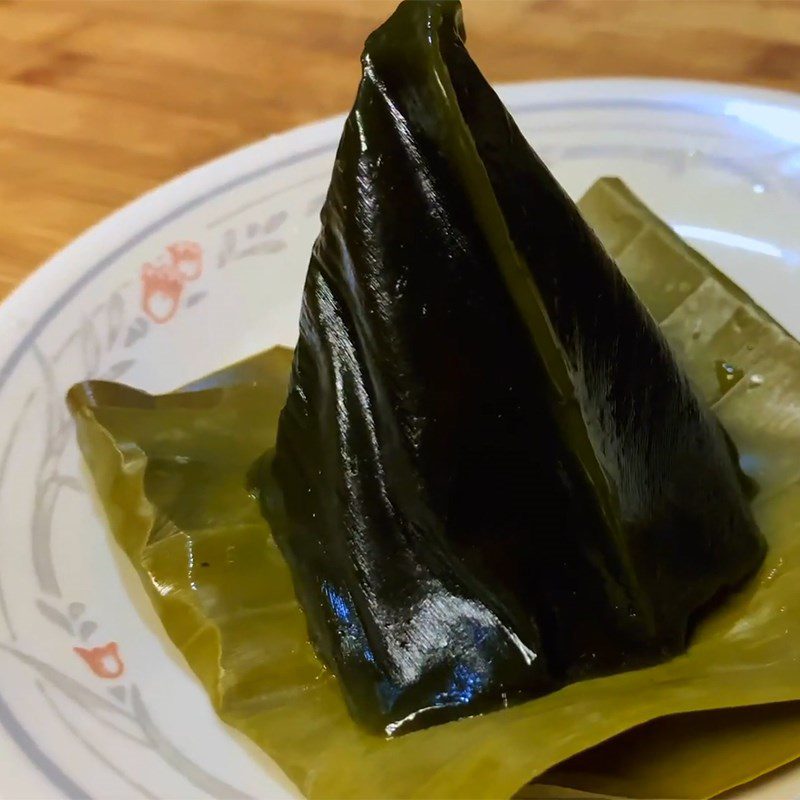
[
  {"xmin": 2, "ymin": 76, "xmax": 799, "ymax": 358},
  {"xmin": 0, "ymin": 116, "xmax": 343, "ymax": 389},
  {"xmin": 497, "ymin": 76, "xmax": 800, "ymax": 109}
]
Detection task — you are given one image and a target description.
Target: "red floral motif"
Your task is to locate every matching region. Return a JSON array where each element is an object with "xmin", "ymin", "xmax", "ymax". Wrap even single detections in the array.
[
  {"xmin": 166, "ymin": 241, "xmax": 203, "ymax": 281},
  {"xmin": 74, "ymin": 642, "xmax": 125, "ymax": 679},
  {"xmin": 141, "ymin": 241, "xmax": 203, "ymax": 324}
]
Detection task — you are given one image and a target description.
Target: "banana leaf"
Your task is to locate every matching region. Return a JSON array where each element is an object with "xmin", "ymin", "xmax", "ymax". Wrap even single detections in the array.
[
  {"xmin": 69, "ymin": 174, "xmax": 800, "ymax": 799},
  {"xmin": 533, "ymin": 701, "xmax": 800, "ymax": 799},
  {"xmin": 261, "ymin": 0, "xmax": 763, "ymax": 737}
]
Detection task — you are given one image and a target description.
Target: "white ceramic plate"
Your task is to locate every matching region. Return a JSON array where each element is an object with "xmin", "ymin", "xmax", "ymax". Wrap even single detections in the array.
[{"xmin": 1, "ymin": 78, "xmax": 800, "ymax": 799}]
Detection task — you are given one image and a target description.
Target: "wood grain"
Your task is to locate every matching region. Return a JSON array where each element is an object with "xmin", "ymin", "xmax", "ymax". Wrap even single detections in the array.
[{"xmin": 2, "ymin": 0, "xmax": 799, "ymax": 299}]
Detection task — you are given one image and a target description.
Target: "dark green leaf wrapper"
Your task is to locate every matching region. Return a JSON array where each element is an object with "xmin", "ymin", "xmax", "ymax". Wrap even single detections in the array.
[{"xmin": 262, "ymin": 0, "xmax": 765, "ymax": 735}]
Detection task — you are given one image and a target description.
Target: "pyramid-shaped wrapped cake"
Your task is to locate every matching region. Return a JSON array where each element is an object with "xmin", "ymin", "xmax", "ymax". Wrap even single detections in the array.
[{"xmin": 260, "ymin": 0, "xmax": 765, "ymax": 735}]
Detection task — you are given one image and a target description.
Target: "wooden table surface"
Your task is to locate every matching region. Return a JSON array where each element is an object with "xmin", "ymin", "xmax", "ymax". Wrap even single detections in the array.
[{"xmin": 2, "ymin": 0, "xmax": 799, "ymax": 300}]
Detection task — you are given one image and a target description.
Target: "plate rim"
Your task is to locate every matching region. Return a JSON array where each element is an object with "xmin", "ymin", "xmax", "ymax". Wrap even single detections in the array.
[{"xmin": 3, "ymin": 75, "xmax": 800, "ymax": 340}]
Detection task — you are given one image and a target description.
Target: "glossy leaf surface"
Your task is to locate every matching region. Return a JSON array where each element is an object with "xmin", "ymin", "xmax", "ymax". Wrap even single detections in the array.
[{"xmin": 262, "ymin": 0, "xmax": 764, "ymax": 735}]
